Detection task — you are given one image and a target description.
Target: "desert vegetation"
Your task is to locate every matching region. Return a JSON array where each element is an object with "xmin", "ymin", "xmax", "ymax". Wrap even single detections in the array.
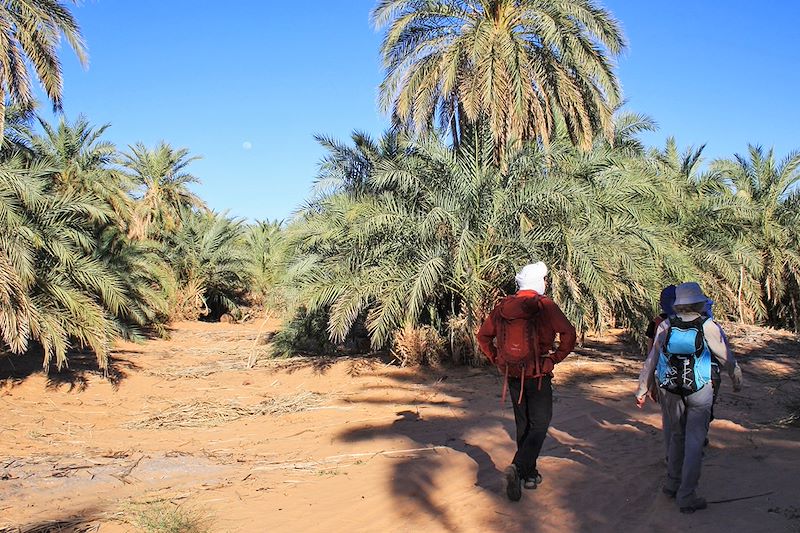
[
  {"xmin": 1, "ymin": 2, "xmax": 799, "ymax": 532},
  {"xmin": 1, "ymin": 0, "xmax": 799, "ymax": 372}
]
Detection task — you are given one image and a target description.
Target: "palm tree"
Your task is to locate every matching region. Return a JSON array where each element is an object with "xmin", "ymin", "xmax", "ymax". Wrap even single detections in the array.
[
  {"xmin": 162, "ymin": 208, "xmax": 250, "ymax": 319},
  {"xmin": 119, "ymin": 142, "xmax": 205, "ymax": 239},
  {"xmin": 287, "ymin": 122, "xmax": 672, "ymax": 361},
  {"xmin": 372, "ymin": 0, "xmax": 626, "ymax": 158},
  {"xmin": 713, "ymin": 146, "xmax": 800, "ymax": 327},
  {"xmin": 30, "ymin": 116, "xmax": 134, "ymax": 229},
  {"xmin": 0, "ymin": 0, "xmax": 88, "ymax": 137},
  {"xmin": 1, "ymin": 104, "xmax": 36, "ymax": 156},
  {"xmin": 0, "ymin": 161, "xmax": 34, "ymax": 354},
  {"xmin": 1, "ymin": 155, "xmax": 133, "ymax": 370},
  {"xmin": 246, "ymin": 220, "xmax": 290, "ymax": 308},
  {"xmin": 651, "ymin": 139, "xmax": 764, "ymax": 323}
]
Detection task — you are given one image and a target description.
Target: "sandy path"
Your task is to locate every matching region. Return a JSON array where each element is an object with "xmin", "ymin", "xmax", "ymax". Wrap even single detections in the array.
[{"xmin": 1, "ymin": 320, "xmax": 798, "ymax": 532}]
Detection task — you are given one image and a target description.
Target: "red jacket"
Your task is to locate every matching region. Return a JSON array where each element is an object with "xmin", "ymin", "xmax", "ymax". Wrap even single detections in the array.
[{"xmin": 477, "ymin": 290, "xmax": 577, "ymax": 377}]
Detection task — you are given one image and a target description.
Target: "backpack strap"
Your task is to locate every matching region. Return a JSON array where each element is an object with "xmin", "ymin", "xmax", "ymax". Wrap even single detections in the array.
[{"xmin": 501, "ymin": 365, "xmax": 509, "ymax": 404}]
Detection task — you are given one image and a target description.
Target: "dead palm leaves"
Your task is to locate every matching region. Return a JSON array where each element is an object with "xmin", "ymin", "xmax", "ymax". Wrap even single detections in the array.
[{"xmin": 124, "ymin": 392, "xmax": 326, "ymax": 429}]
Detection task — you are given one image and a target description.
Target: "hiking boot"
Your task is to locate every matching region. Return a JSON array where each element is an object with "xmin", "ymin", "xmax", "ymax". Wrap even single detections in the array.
[
  {"xmin": 504, "ymin": 465, "xmax": 521, "ymax": 502},
  {"xmin": 662, "ymin": 486, "xmax": 677, "ymax": 499},
  {"xmin": 679, "ymin": 496, "xmax": 707, "ymax": 514},
  {"xmin": 523, "ymin": 473, "xmax": 543, "ymax": 489}
]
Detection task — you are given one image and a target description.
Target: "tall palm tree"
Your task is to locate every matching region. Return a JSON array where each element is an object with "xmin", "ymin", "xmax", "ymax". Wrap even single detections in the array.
[
  {"xmin": 1, "ymin": 155, "xmax": 134, "ymax": 370},
  {"xmin": 372, "ymin": 0, "xmax": 626, "ymax": 158},
  {"xmin": 0, "ymin": 0, "xmax": 88, "ymax": 137},
  {"xmin": 30, "ymin": 116, "xmax": 133, "ymax": 229},
  {"xmin": 119, "ymin": 142, "xmax": 205, "ymax": 239}
]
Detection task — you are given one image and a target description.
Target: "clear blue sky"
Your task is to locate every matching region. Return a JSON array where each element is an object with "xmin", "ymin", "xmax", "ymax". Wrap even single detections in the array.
[{"xmin": 39, "ymin": 0, "xmax": 800, "ymax": 222}]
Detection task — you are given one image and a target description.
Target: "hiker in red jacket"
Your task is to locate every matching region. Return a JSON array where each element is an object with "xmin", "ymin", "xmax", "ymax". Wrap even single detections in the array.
[{"xmin": 477, "ymin": 262, "xmax": 577, "ymax": 502}]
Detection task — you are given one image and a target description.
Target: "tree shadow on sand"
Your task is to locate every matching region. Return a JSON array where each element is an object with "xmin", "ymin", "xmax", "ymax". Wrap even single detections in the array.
[
  {"xmin": 332, "ymin": 365, "xmax": 661, "ymax": 531},
  {"xmin": 0, "ymin": 348, "xmax": 140, "ymax": 391},
  {"xmin": 0, "ymin": 506, "xmax": 105, "ymax": 533},
  {"xmin": 329, "ymin": 331, "xmax": 800, "ymax": 532}
]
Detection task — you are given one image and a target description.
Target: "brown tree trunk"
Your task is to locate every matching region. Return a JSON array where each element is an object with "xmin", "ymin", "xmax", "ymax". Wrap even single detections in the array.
[
  {"xmin": 0, "ymin": 96, "xmax": 6, "ymax": 143},
  {"xmin": 738, "ymin": 265, "xmax": 745, "ymax": 323}
]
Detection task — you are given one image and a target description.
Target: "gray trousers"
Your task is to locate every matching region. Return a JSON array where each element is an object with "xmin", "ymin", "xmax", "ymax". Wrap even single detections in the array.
[
  {"xmin": 660, "ymin": 384, "xmax": 713, "ymax": 505},
  {"xmin": 659, "ymin": 369, "xmax": 720, "ymax": 457}
]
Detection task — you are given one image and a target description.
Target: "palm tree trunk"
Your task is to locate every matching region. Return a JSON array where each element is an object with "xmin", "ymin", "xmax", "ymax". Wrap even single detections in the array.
[
  {"xmin": 0, "ymin": 96, "xmax": 6, "ymax": 143},
  {"xmin": 450, "ymin": 101, "xmax": 460, "ymax": 149},
  {"xmin": 738, "ymin": 265, "xmax": 745, "ymax": 323},
  {"xmin": 766, "ymin": 275, "xmax": 771, "ymax": 302}
]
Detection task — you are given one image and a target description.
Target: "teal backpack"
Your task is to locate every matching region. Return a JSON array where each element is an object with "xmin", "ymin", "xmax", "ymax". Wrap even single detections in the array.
[{"xmin": 656, "ymin": 316, "xmax": 712, "ymax": 395}]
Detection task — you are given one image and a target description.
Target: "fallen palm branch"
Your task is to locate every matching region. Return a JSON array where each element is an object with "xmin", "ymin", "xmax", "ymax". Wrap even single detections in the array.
[
  {"xmin": 146, "ymin": 358, "xmax": 249, "ymax": 379},
  {"xmin": 248, "ymin": 309, "xmax": 274, "ymax": 368},
  {"xmin": 123, "ymin": 392, "xmax": 326, "ymax": 429},
  {"xmin": 708, "ymin": 490, "xmax": 774, "ymax": 504},
  {"xmin": 773, "ymin": 411, "xmax": 800, "ymax": 427},
  {"xmin": 0, "ymin": 518, "xmax": 102, "ymax": 533}
]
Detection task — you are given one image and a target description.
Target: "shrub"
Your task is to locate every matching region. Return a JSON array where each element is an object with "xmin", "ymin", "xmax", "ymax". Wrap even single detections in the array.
[{"xmin": 392, "ymin": 324, "xmax": 446, "ymax": 367}]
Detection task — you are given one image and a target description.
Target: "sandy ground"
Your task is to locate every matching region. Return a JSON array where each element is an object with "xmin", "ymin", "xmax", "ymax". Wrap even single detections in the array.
[{"xmin": 1, "ymin": 319, "xmax": 799, "ymax": 533}]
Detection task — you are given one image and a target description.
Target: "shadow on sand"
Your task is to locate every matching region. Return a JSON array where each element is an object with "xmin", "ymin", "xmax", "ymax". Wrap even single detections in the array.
[
  {"xmin": 0, "ymin": 506, "xmax": 104, "ymax": 533},
  {"xmin": 0, "ymin": 348, "xmax": 140, "ymax": 391},
  {"xmin": 326, "ymin": 330, "xmax": 800, "ymax": 532}
]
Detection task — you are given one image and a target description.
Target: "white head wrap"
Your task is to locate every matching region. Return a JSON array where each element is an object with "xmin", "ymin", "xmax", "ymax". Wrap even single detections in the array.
[{"xmin": 515, "ymin": 262, "xmax": 548, "ymax": 294}]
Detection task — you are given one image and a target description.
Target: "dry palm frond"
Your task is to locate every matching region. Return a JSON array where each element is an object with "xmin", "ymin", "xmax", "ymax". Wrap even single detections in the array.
[
  {"xmin": 146, "ymin": 358, "xmax": 250, "ymax": 379},
  {"xmin": 169, "ymin": 278, "xmax": 208, "ymax": 321},
  {"xmin": 1, "ymin": 519, "xmax": 100, "ymax": 533},
  {"xmin": 392, "ymin": 324, "xmax": 445, "ymax": 367},
  {"xmin": 123, "ymin": 392, "xmax": 326, "ymax": 429},
  {"xmin": 447, "ymin": 313, "xmax": 476, "ymax": 365}
]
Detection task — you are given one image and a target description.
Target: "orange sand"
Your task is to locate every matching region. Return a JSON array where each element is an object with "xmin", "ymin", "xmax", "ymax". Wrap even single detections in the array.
[{"xmin": 1, "ymin": 320, "xmax": 798, "ymax": 532}]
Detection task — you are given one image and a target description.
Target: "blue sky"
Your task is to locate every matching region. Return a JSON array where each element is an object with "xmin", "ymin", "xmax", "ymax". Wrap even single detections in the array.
[{"xmin": 38, "ymin": 0, "xmax": 800, "ymax": 222}]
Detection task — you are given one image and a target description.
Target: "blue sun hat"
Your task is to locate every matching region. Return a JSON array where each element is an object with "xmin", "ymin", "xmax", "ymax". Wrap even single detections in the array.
[
  {"xmin": 659, "ymin": 285, "xmax": 676, "ymax": 315},
  {"xmin": 673, "ymin": 282, "xmax": 708, "ymax": 306}
]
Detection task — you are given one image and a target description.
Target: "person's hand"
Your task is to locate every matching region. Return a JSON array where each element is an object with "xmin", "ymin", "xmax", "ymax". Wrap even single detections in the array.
[
  {"xmin": 635, "ymin": 395, "xmax": 646, "ymax": 409},
  {"xmin": 732, "ymin": 363, "xmax": 743, "ymax": 392},
  {"xmin": 540, "ymin": 357, "xmax": 555, "ymax": 374}
]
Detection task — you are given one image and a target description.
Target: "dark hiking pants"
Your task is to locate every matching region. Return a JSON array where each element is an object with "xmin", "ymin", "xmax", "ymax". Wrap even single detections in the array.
[
  {"xmin": 507, "ymin": 375, "xmax": 553, "ymax": 479},
  {"xmin": 710, "ymin": 363, "xmax": 721, "ymax": 421}
]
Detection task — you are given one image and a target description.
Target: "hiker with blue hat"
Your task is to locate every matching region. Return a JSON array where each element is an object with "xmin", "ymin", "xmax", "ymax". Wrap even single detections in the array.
[{"xmin": 636, "ymin": 282, "xmax": 743, "ymax": 513}]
